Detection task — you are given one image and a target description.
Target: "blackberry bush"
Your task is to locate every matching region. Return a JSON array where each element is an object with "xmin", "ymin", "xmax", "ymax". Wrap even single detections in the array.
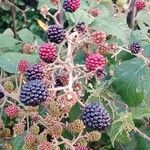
[{"xmin": 0, "ymin": 0, "xmax": 150, "ymax": 149}]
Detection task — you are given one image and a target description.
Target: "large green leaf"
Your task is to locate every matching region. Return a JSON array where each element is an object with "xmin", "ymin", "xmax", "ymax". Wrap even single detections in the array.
[
  {"xmin": 112, "ymin": 58, "xmax": 150, "ymax": 107},
  {"xmin": 91, "ymin": 16, "xmax": 131, "ymax": 43},
  {"xmin": 0, "ymin": 52, "xmax": 39, "ymax": 73},
  {"xmin": 65, "ymin": 10, "xmax": 95, "ymax": 25},
  {"xmin": 0, "ymin": 34, "xmax": 20, "ymax": 48},
  {"xmin": 17, "ymin": 29, "xmax": 35, "ymax": 43},
  {"xmin": 108, "ymin": 113, "xmax": 134, "ymax": 147},
  {"xmin": 132, "ymin": 106, "xmax": 150, "ymax": 119}
]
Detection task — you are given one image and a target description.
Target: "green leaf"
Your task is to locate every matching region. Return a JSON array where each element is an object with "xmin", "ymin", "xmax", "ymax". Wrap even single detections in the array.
[
  {"xmin": 0, "ymin": 34, "xmax": 20, "ymax": 49},
  {"xmin": 17, "ymin": 29, "xmax": 34, "ymax": 43},
  {"xmin": 108, "ymin": 113, "xmax": 134, "ymax": 147},
  {"xmin": 74, "ymin": 51, "xmax": 86, "ymax": 65},
  {"xmin": 91, "ymin": 16, "xmax": 131, "ymax": 43},
  {"xmin": 12, "ymin": 135, "xmax": 25, "ymax": 150},
  {"xmin": 109, "ymin": 120, "xmax": 124, "ymax": 147},
  {"xmin": 112, "ymin": 58, "xmax": 150, "ymax": 107},
  {"xmin": 135, "ymin": 128, "xmax": 150, "ymax": 150},
  {"xmin": 65, "ymin": 10, "xmax": 95, "ymax": 25},
  {"xmin": 132, "ymin": 107, "xmax": 150, "ymax": 119},
  {"xmin": 69, "ymin": 103, "xmax": 82, "ymax": 122},
  {"xmin": 0, "ymin": 52, "xmax": 39, "ymax": 73}
]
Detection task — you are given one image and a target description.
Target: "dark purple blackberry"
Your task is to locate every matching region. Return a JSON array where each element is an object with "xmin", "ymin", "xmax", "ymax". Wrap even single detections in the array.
[
  {"xmin": 130, "ymin": 42, "xmax": 141, "ymax": 54},
  {"xmin": 25, "ymin": 64, "xmax": 43, "ymax": 81},
  {"xmin": 20, "ymin": 79, "xmax": 48, "ymax": 106},
  {"xmin": 76, "ymin": 22, "xmax": 86, "ymax": 33},
  {"xmin": 81, "ymin": 103, "xmax": 111, "ymax": 130},
  {"xmin": 63, "ymin": 0, "xmax": 80, "ymax": 12},
  {"xmin": 0, "ymin": 91, "xmax": 4, "ymax": 99},
  {"xmin": 46, "ymin": 25, "xmax": 65, "ymax": 44}
]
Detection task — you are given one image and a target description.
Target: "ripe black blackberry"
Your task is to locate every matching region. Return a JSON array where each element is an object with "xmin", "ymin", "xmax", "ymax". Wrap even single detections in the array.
[
  {"xmin": 25, "ymin": 64, "xmax": 43, "ymax": 81},
  {"xmin": 76, "ymin": 22, "xmax": 86, "ymax": 33},
  {"xmin": 46, "ymin": 25, "xmax": 65, "ymax": 44},
  {"xmin": 0, "ymin": 91, "xmax": 4, "ymax": 99},
  {"xmin": 20, "ymin": 79, "xmax": 48, "ymax": 106},
  {"xmin": 130, "ymin": 42, "xmax": 141, "ymax": 54},
  {"xmin": 81, "ymin": 103, "xmax": 111, "ymax": 130}
]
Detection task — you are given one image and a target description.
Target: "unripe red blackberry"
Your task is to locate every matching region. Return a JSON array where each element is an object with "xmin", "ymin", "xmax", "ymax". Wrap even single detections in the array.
[
  {"xmin": 3, "ymin": 81, "xmax": 14, "ymax": 93},
  {"xmin": 37, "ymin": 141, "xmax": 52, "ymax": 150},
  {"xmin": 18, "ymin": 60, "xmax": 29, "ymax": 73},
  {"xmin": 91, "ymin": 31, "xmax": 106, "ymax": 45},
  {"xmin": 25, "ymin": 64, "xmax": 43, "ymax": 81},
  {"xmin": 75, "ymin": 146, "xmax": 88, "ymax": 150},
  {"xmin": 46, "ymin": 25, "xmax": 65, "ymax": 44},
  {"xmin": 129, "ymin": 42, "xmax": 141, "ymax": 54},
  {"xmin": 39, "ymin": 43, "xmax": 57, "ymax": 63},
  {"xmin": 4, "ymin": 105, "xmax": 20, "ymax": 119},
  {"xmin": 85, "ymin": 53, "xmax": 106, "ymax": 72},
  {"xmin": 13, "ymin": 123, "xmax": 25, "ymax": 135},
  {"xmin": 20, "ymin": 79, "xmax": 48, "ymax": 106},
  {"xmin": 87, "ymin": 131, "xmax": 101, "ymax": 142},
  {"xmin": 63, "ymin": 0, "xmax": 80, "ymax": 12},
  {"xmin": 135, "ymin": 0, "xmax": 146, "ymax": 10},
  {"xmin": 76, "ymin": 22, "xmax": 86, "ymax": 33},
  {"xmin": 24, "ymin": 134, "xmax": 36, "ymax": 147},
  {"xmin": 22, "ymin": 43, "xmax": 34, "ymax": 54},
  {"xmin": 98, "ymin": 43, "xmax": 109, "ymax": 55},
  {"xmin": 81, "ymin": 103, "xmax": 111, "ymax": 130},
  {"xmin": 88, "ymin": 8, "xmax": 100, "ymax": 17},
  {"xmin": 48, "ymin": 122, "xmax": 62, "ymax": 139}
]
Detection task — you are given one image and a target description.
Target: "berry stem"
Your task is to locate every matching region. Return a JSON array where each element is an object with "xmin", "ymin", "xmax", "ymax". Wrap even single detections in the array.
[{"xmin": 135, "ymin": 127, "xmax": 150, "ymax": 142}]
